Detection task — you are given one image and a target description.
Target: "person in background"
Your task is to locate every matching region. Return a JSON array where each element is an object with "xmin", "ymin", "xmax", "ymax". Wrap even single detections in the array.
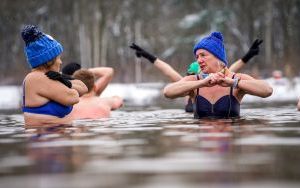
[
  {"xmin": 130, "ymin": 38, "xmax": 263, "ymax": 112},
  {"xmin": 21, "ymin": 25, "xmax": 87, "ymax": 127},
  {"xmin": 163, "ymin": 31, "xmax": 272, "ymax": 118},
  {"xmin": 297, "ymin": 99, "xmax": 300, "ymax": 111},
  {"xmin": 62, "ymin": 62, "xmax": 114, "ymax": 97},
  {"xmin": 70, "ymin": 69, "xmax": 123, "ymax": 119}
]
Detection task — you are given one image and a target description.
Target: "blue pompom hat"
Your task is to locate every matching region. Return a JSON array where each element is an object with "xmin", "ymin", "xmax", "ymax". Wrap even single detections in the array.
[
  {"xmin": 193, "ymin": 31, "xmax": 227, "ymax": 66},
  {"xmin": 21, "ymin": 25, "xmax": 63, "ymax": 68}
]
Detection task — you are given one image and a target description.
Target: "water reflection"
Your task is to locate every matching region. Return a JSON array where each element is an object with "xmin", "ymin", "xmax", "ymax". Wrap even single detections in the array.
[
  {"xmin": 26, "ymin": 125, "xmax": 90, "ymax": 174},
  {"xmin": 0, "ymin": 105, "xmax": 300, "ymax": 187}
]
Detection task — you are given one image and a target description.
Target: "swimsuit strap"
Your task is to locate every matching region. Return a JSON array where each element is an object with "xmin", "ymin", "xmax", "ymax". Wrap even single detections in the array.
[
  {"xmin": 194, "ymin": 74, "xmax": 200, "ymax": 119},
  {"xmin": 227, "ymin": 73, "xmax": 236, "ymax": 118},
  {"xmin": 230, "ymin": 74, "xmax": 236, "ymax": 96},
  {"xmin": 22, "ymin": 80, "xmax": 26, "ymax": 107},
  {"xmin": 196, "ymin": 74, "xmax": 200, "ymax": 95}
]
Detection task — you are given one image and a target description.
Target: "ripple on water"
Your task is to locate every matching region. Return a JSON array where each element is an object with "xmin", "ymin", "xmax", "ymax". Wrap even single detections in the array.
[
  {"xmin": 235, "ymin": 135, "xmax": 300, "ymax": 146},
  {"xmin": 0, "ymin": 105, "xmax": 300, "ymax": 186}
]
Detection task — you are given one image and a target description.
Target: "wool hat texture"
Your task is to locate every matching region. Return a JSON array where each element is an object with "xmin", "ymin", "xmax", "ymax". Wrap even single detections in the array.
[
  {"xmin": 193, "ymin": 31, "xmax": 227, "ymax": 66},
  {"xmin": 21, "ymin": 25, "xmax": 63, "ymax": 68}
]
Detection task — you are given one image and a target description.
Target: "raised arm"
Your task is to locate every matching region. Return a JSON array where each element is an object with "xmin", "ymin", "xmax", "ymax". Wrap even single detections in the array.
[
  {"xmin": 88, "ymin": 67, "xmax": 114, "ymax": 96},
  {"xmin": 154, "ymin": 59, "xmax": 182, "ymax": 82},
  {"xmin": 228, "ymin": 59, "xmax": 245, "ymax": 73},
  {"xmin": 229, "ymin": 39, "xmax": 263, "ymax": 72},
  {"xmin": 130, "ymin": 43, "xmax": 183, "ymax": 82}
]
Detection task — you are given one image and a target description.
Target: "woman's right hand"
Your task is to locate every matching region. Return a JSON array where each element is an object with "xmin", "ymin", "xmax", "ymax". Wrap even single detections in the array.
[
  {"xmin": 201, "ymin": 73, "xmax": 221, "ymax": 87},
  {"xmin": 129, "ymin": 43, "xmax": 157, "ymax": 63}
]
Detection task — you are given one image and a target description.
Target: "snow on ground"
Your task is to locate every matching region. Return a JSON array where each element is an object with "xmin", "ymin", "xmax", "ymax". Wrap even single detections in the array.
[{"xmin": 0, "ymin": 78, "xmax": 299, "ymax": 110}]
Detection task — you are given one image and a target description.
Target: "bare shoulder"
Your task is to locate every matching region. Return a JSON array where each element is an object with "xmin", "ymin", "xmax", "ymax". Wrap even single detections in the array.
[
  {"xmin": 24, "ymin": 72, "xmax": 48, "ymax": 89},
  {"xmin": 26, "ymin": 71, "xmax": 72, "ymax": 94},
  {"xmin": 25, "ymin": 71, "xmax": 48, "ymax": 83}
]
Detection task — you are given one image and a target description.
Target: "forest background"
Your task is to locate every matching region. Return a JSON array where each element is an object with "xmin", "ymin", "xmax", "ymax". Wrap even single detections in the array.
[{"xmin": 0, "ymin": 0, "xmax": 299, "ymax": 84}]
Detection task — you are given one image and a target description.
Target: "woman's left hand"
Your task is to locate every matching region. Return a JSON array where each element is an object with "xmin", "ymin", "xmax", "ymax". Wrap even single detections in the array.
[{"xmin": 216, "ymin": 76, "xmax": 235, "ymax": 87}]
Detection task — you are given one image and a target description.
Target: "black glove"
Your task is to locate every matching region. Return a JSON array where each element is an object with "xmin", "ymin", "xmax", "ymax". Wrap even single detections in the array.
[
  {"xmin": 129, "ymin": 43, "xmax": 157, "ymax": 63},
  {"xmin": 62, "ymin": 62, "xmax": 81, "ymax": 75},
  {"xmin": 241, "ymin": 39, "xmax": 263, "ymax": 63},
  {"xmin": 45, "ymin": 71, "xmax": 72, "ymax": 88},
  {"xmin": 61, "ymin": 74, "xmax": 75, "ymax": 80}
]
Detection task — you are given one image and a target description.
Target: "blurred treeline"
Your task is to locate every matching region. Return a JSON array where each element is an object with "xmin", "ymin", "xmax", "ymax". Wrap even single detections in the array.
[{"xmin": 0, "ymin": 0, "xmax": 299, "ymax": 84}]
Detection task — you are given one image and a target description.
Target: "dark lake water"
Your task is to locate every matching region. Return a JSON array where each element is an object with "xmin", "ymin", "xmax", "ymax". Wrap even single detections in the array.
[{"xmin": 0, "ymin": 102, "xmax": 300, "ymax": 188}]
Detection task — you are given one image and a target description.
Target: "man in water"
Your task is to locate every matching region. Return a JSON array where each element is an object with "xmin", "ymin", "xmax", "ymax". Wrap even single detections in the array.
[
  {"xmin": 62, "ymin": 62, "xmax": 113, "ymax": 97},
  {"xmin": 69, "ymin": 69, "xmax": 123, "ymax": 119},
  {"xmin": 62, "ymin": 63, "xmax": 123, "ymax": 119}
]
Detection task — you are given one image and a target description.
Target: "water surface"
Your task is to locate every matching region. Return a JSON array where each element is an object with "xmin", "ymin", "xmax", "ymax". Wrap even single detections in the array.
[{"xmin": 0, "ymin": 103, "xmax": 300, "ymax": 188}]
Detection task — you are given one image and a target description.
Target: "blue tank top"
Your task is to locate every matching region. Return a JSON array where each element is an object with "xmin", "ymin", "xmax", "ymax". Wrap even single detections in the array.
[
  {"xmin": 22, "ymin": 81, "xmax": 73, "ymax": 118},
  {"xmin": 194, "ymin": 74, "xmax": 240, "ymax": 118}
]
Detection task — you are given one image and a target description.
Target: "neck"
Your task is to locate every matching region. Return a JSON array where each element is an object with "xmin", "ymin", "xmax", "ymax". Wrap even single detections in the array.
[
  {"xmin": 32, "ymin": 68, "xmax": 50, "ymax": 73},
  {"xmin": 32, "ymin": 66, "xmax": 55, "ymax": 73},
  {"xmin": 216, "ymin": 67, "xmax": 231, "ymax": 77}
]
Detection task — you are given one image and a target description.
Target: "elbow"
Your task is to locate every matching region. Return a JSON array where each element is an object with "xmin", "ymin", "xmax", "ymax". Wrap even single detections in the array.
[
  {"xmin": 163, "ymin": 87, "xmax": 176, "ymax": 99},
  {"xmin": 111, "ymin": 96, "xmax": 123, "ymax": 110},
  {"xmin": 107, "ymin": 68, "xmax": 114, "ymax": 79},
  {"xmin": 79, "ymin": 84, "xmax": 88, "ymax": 96},
  {"xmin": 65, "ymin": 90, "xmax": 80, "ymax": 105},
  {"xmin": 72, "ymin": 96, "xmax": 80, "ymax": 105},
  {"xmin": 261, "ymin": 86, "xmax": 273, "ymax": 98}
]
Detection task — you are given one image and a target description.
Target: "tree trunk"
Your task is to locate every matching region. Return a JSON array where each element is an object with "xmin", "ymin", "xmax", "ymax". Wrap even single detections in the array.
[{"xmin": 264, "ymin": 0, "xmax": 273, "ymax": 66}]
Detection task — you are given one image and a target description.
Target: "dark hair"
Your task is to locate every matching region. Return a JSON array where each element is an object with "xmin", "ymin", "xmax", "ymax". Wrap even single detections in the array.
[
  {"xmin": 34, "ymin": 57, "xmax": 56, "ymax": 71},
  {"xmin": 73, "ymin": 69, "xmax": 95, "ymax": 92},
  {"xmin": 62, "ymin": 62, "xmax": 81, "ymax": 75}
]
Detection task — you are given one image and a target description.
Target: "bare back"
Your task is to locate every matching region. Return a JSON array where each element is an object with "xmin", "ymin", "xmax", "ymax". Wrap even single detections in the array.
[{"xmin": 70, "ymin": 96, "xmax": 111, "ymax": 119}]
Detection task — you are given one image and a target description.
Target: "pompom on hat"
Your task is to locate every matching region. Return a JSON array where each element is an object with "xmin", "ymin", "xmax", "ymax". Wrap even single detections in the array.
[
  {"xmin": 21, "ymin": 25, "xmax": 63, "ymax": 68},
  {"xmin": 193, "ymin": 31, "xmax": 227, "ymax": 66}
]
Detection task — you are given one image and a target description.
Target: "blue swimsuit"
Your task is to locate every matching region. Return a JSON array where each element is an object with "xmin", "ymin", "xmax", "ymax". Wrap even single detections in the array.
[
  {"xmin": 194, "ymin": 74, "xmax": 240, "ymax": 118},
  {"xmin": 22, "ymin": 82, "xmax": 73, "ymax": 118}
]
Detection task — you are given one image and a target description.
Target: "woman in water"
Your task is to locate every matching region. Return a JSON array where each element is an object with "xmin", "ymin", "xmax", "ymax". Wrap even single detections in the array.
[
  {"xmin": 21, "ymin": 25, "xmax": 87, "ymax": 126},
  {"xmin": 163, "ymin": 31, "xmax": 272, "ymax": 118},
  {"xmin": 130, "ymin": 37, "xmax": 263, "ymax": 112}
]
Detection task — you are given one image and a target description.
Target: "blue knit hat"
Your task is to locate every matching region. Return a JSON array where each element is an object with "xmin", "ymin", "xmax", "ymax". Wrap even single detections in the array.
[
  {"xmin": 21, "ymin": 25, "xmax": 63, "ymax": 68},
  {"xmin": 193, "ymin": 31, "xmax": 227, "ymax": 66}
]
